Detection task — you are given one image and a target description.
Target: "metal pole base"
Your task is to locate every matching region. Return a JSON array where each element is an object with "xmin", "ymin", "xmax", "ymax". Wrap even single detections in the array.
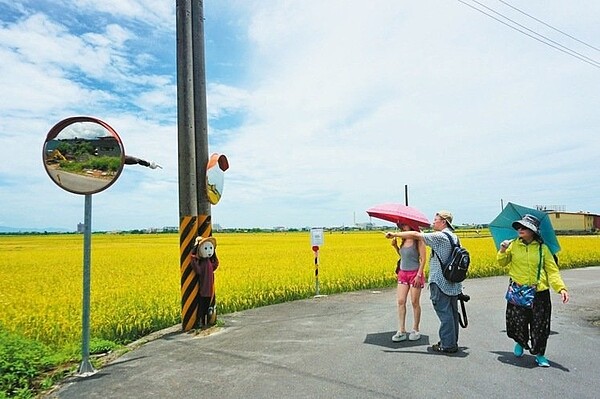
[{"xmin": 77, "ymin": 359, "xmax": 96, "ymax": 376}]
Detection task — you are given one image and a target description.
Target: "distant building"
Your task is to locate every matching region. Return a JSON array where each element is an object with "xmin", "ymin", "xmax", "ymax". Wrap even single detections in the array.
[
  {"xmin": 77, "ymin": 222, "xmax": 84, "ymax": 233},
  {"xmin": 546, "ymin": 211, "xmax": 599, "ymax": 233},
  {"xmin": 354, "ymin": 222, "xmax": 374, "ymax": 230}
]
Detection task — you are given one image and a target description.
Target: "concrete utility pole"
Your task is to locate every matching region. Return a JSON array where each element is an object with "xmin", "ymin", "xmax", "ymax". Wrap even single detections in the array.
[
  {"xmin": 192, "ymin": 0, "xmax": 210, "ymax": 217},
  {"xmin": 176, "ymin": 0, "xmax": 211, "ymax": 331}
]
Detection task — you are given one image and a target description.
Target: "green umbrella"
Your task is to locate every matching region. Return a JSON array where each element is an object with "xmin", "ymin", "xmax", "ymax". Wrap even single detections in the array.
[{"xmin": 489, "ymin": 202, "xmax": 560, "ymax": 254}]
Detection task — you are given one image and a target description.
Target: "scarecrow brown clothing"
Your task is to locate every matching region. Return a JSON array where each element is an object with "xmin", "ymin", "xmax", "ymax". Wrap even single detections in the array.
[{"xmin": 191, "ymin": 254, "xmax": 219, "ymax": 297}]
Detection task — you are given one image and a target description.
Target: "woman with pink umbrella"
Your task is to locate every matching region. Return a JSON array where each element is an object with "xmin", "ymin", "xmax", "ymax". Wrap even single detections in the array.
[
  {"xmin": 390, "ymin": 222, "xmax": 426, "ymax": 342},
  {"xmin": 366, "ymin": 204, "xmax": 430, "ymax": 342}
]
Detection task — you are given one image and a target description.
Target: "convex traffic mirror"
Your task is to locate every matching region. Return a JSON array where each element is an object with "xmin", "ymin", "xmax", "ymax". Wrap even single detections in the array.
[
  {"xmin": 43, "ymin": 117, "xmax": 125, "ymax": 195},
  {"xmin": 206, "ymin": 153, "xmax": 229, "ymax": 205}
]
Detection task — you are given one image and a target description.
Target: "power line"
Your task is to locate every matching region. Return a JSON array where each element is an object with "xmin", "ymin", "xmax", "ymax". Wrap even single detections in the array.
[
  {"xmin": 457, "ymin": 0, "xmax": 600, "ymax": 69},
  {"xmin": 498, "ymin": 0, "xmax": 600, "ymax": 53},
  {"xmin": 469, "ymin": 0, "xmax": 600, "ymax": 67}
]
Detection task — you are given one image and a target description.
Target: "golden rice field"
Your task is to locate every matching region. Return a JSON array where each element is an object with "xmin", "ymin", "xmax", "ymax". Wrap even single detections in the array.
[{"xmin": 1, "ymin": 231, "xmax": 599, "ymax": 351}]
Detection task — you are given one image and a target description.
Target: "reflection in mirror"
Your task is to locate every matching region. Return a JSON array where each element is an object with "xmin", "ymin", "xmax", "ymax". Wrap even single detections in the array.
[{"xmin": 43, "ymin": 117, "xmax": 125, "ymax": 195}]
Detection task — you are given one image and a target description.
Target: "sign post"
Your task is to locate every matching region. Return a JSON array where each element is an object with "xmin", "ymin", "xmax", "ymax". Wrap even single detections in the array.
[
  {"xmin": 310, "ymin": 228, "xmax": 324, "ymax": 297},
  {"xmin": 42, "ymin": 117, "xmax": 126, "ymax": 377},
  {"xmin": 79, "ymin": 194, "xmax": 94, "ymax": 375}
]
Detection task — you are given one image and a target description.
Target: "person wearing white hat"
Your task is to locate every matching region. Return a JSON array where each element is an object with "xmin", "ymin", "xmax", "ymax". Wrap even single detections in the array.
[{"xmin": 498, "ymin": 214, "xmax": 569, "ymax": 367}]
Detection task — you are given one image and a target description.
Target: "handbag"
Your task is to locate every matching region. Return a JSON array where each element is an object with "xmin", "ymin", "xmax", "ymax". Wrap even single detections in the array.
[
  {"xmin": 505, "ymin": 244, "xmax": 542, "ymax": 308},
  {"xmin": 505, "ymin": 280, "xmax": 536, "ymax": 308}
]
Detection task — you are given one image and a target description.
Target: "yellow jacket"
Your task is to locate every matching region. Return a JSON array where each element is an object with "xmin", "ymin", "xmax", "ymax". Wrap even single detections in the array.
[{"xmin": 496, "ymin": 238, "xmax": 567, "ymax": 293}]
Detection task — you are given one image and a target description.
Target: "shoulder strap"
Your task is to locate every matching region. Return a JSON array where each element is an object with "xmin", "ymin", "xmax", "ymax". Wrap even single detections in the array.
[
  {"xmin": 433, "ymin": 231, "xmax": 456, "ymax": 266},
  {"xmin": 535, "ymin": 244, "xmax": 543, "ymax": 283},
  {"xmin": 441, "ymin": 231, "xmax": 458, "ymax": 248}
]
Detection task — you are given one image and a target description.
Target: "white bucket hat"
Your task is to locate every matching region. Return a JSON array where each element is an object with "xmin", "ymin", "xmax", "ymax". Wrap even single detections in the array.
[{"xmin": 512, "ymin": 214, "xmax": 540, "ymax": 235}]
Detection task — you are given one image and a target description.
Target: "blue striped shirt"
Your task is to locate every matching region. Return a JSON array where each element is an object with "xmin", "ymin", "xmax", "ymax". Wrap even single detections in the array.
[{"xmin": 423, "ymin": 228, "xmax": 463, "ymax": 296}]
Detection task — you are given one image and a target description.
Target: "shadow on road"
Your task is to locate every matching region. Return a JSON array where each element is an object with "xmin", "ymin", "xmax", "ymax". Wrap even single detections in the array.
[
  {"xmin": 491, "ymin": 351, "xmax": 570, "ymax": 372},
  {"xmin": 363, "ymin": 331, "xmax": 431, "ymax": 349}
]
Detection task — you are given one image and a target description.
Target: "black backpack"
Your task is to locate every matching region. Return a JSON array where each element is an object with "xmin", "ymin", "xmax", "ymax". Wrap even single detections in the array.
[{"xmin": 433, "ymin": 231, "xmax": 470, "ymax": 283}]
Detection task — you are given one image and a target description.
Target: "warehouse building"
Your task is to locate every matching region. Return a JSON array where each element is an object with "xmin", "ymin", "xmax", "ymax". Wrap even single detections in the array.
[{"xmin": 546, "ymin": 211, "xmax": 600, "ymax": 233}]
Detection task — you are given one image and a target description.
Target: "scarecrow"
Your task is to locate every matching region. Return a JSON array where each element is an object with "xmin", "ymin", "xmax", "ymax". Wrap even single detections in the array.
[{"xmin": 191, "ymin": 236, "xmax": 219, "ymax": 328}]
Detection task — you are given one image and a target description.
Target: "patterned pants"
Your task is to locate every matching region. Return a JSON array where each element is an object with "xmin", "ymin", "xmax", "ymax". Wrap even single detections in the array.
[{"xmin": 505, "ymin": 289, "xmax": 551, "ymax": 355}]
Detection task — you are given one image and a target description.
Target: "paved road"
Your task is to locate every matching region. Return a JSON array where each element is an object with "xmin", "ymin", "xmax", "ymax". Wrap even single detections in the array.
[{"xmin": 48, "ymin": 267, "xmax": 600, "ymax": 399}]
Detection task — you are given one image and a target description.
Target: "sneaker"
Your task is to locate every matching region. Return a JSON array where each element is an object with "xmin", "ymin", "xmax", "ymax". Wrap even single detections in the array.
[
  {"xmin": 514, "ymin": 343, "xmax": 524, "ymax": 358},
  {"xmin": 392, "ymin": 331, "xmax": 407, "ymax": 342},
  {"xmin": 408, "ymin": 331, "xmax": 421, "ymax": 341},
  {"xmin": 431, "ymin": 342, "xmax": 458, "ymax": 353},
  {"xmin": 535, "ymin": 355, "xmax": 550, "ymax": 367}
]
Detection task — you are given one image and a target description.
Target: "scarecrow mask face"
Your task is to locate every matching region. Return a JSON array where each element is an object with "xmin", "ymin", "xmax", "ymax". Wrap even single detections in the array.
[{"xmin": 198, "ymin": 241, "xmax": 215, "ymax": 258}]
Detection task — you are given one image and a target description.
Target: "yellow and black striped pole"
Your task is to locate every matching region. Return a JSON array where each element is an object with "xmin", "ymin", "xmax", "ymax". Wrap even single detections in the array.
[
  {"xmin": 176, "ymin": 0, "xmax": 211, "ymax": 331},
  {"xmin": 180, "ymin": 216, "xmax": 198, "ymax": 331},
  {"xmin": 179, "ymin": 215, "xmax": 212, "ymax": 331}
]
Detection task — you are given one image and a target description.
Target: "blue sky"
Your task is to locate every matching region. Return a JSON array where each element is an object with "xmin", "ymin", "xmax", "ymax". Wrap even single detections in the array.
[{"xmin": 1, "ymin": 0, "xmax": 599, "ymax": 231}]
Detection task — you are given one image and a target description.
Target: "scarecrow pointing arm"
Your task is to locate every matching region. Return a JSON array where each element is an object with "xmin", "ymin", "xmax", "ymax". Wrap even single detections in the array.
[{"xmin": 125, "ymin": 155, "xmax": 162, "ymax": 169}]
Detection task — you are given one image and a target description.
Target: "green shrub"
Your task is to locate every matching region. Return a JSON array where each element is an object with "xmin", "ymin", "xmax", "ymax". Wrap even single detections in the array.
[
  {"xmin": 0, "ymin": 329, "xmax": 51, "ymax": 398},
  {"xmin": 85, "ymin": 156, "xmax": 121, "ymax": 172},
  {"xmin": 89, "ymin": 338, "xmax": 119, "ymax": 354}
]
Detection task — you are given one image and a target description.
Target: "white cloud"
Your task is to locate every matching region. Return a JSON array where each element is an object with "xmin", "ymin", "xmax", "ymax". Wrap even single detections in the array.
[
  {"xmin": 211, "ymin": 0, "xmax": 600, "ymax": 228},
  {"xmin": 1, "ymin": 0, "xmax": 599, "ymax": 231},
  {"xmin": 67, "ymin": 0, "xmax": 175, "ymax": 30},
  {"xmin": 206, "ymin": 83, "xmax": 250, "ymax": 119}
]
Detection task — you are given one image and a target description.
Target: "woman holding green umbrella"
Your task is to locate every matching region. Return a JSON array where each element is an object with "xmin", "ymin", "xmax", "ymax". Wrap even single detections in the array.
[{"xmin": 497, "ymin": 214, "xmax": 569, "ymax": 368}]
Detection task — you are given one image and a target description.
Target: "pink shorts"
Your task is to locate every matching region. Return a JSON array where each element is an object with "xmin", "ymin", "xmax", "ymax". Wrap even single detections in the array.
[{"xmin": 397, "ymin": 270, "xmax": 424, "ymax": 288}]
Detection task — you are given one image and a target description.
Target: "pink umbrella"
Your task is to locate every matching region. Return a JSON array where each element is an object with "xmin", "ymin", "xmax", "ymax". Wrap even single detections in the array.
[{"xmin": 366, "ymin": 203, "xmax": 431, "ymax": 230}]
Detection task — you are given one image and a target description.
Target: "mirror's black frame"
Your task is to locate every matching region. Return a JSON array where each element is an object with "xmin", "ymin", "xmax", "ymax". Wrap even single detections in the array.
[{"xmin": 42, "ymin": 116, "xmax": 125, "ymax": 195}]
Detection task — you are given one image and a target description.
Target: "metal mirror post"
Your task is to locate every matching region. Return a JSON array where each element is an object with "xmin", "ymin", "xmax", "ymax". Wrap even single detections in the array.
[{"xmin": 42, "ymin": 116, "xmax": 125, "ymax": 376}]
